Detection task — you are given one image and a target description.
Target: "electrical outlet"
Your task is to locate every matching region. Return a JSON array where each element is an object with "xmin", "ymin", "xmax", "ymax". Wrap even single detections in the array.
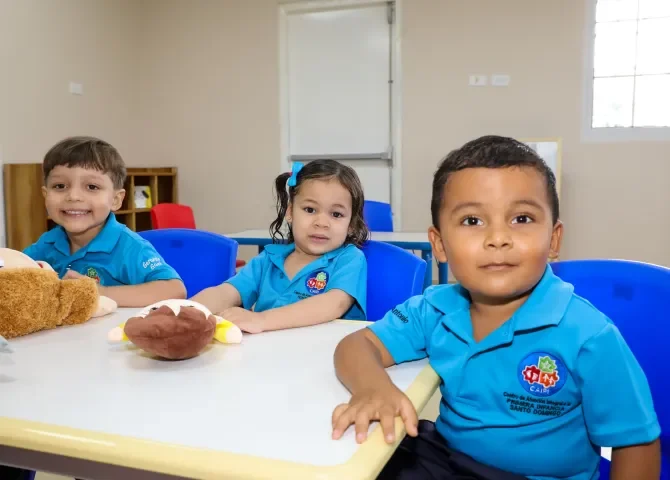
[
  {"xmin": 69, "ymin": 82, "xmax": 84, "ymax": 95},
  {"xmin": 468, "ymin": 74, "xmax": 488, "ymax": 87},
  {"xmin": 491, "ymin": 74, "xmax": 511, "ymax": 87}
]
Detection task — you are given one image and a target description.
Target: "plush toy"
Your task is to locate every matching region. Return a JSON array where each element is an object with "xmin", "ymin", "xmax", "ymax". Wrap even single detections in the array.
[
  {"xmin": 0, "ymin": 248, "xmax": 117, "ymax": 340},
  {"xmin": 107, "ymin": 299, "xmax": 243, "ymax": 360}
]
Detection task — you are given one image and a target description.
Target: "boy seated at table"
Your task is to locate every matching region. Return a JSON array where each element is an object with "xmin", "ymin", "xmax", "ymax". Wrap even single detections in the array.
[
  {"xmin": 331, "ymin": 135, "xmax": 660, "ymax": 480},
  {"xmin": 23, "ymin": 136, "xmax": 186, "ymax": 306}
]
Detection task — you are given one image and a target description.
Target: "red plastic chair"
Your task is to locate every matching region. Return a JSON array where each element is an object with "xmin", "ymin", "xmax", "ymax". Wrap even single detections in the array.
[
  {"xmin": 150, "ymin": 203, "xmax": 196, "ymax": 229},
  {"xmin": 150, "ymin": 203, "xmax": 246, "ymax": 268}
]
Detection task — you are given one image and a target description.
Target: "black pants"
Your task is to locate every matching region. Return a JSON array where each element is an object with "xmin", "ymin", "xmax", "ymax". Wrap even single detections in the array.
[
  {"xmin": 378, "ymin": 420, "xmax": 529, "ymax": 480},
  {"xmin": 0, "ymin": 466, "xmax": 34, "ymax": 480}
]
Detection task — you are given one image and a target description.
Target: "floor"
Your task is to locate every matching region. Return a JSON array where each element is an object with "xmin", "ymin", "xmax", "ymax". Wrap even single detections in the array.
[{"xmin": 33, "ymin": 391, "xmax": 441, "ymax": 479}]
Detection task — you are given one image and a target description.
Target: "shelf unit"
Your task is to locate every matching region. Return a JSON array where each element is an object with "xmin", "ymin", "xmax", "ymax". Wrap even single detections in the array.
[{"xmin": 3, "ymin": 164, "xmax": 178, "ymax": 251}]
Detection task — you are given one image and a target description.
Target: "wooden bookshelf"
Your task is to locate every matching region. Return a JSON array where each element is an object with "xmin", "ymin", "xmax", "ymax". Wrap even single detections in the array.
[{"xmin": 3, "ymin": 164, "xmax": 178, "ymax": 251}]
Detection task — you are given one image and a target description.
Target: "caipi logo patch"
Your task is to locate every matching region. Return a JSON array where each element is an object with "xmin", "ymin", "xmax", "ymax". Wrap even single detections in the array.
[
  {"xmin": 518, "ymin": 352, "xmax": 567, "ymax": 397},
  {"xmin": 305, "ymin": 271, "xmax": 329, "ymax": 295}
]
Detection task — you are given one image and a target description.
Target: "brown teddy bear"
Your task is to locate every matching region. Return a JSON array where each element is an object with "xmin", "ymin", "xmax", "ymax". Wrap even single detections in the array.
[{"xmin": 0, "ymin": 248, "xmax": 117, "ymax": 340}]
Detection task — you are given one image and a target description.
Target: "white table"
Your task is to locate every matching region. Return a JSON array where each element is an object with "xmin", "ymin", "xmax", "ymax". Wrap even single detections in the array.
[
  {"xmin": 0, "ymin": 309, "xmax": 439, "ymax": 480},
  {"xmin": 226, "ymin": 229, "xmax": 449, "ymax": 289}
]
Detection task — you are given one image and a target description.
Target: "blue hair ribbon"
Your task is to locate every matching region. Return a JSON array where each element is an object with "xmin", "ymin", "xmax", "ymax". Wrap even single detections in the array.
[{"xmin": 287, "ymin": 162, "xmax": 303, "ymax": 188}]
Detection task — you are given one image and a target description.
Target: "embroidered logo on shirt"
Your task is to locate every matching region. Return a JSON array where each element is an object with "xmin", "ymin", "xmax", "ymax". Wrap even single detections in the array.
[
  {"xmin": 142, "ymin": 257, "xmax": 163, "ymax": 270},
  {"xmin": 305, "ymin": 271, "xmax": 329, "ymax": 295},
  {"xmin": 86, "ymin": 267, "xmax": 100, "ymax": 283},
  {"xmin": 391, "ymin": 308, "xmax": 409, "ymax": 323},
  {"xmin": 503, "ymin": 391, "xmax": 571, "ymax": 417},
  {"xmin": 518, "ymin": 352, "xmax": 567, "ymax": 397}
]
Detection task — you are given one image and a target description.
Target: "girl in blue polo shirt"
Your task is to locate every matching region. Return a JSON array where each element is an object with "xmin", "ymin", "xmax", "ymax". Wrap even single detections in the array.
[{"xmin": 193, "ymin": 159, "xmax": 368, "ymax": 333}]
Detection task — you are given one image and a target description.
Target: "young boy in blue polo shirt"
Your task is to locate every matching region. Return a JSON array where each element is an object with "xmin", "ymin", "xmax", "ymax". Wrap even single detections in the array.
[
  {"xmin": 331, "ymin": 136, "xmax": 660, "ymax": 480},
  {"xmin": 23, "ymin": 136, "xmax": 186, "ymax": 307}
]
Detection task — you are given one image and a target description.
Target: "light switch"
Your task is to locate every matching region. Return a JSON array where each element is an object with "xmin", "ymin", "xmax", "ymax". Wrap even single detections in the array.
[
  {"xmin": 468, "ymin": 74, "xmax": 488, "ymax": 87},
  {"xmin": 69, "ymin": 82, "xmax": 84, "ymax": 95},
  {"xmin": 491, "ymin": 74, "xmax": 511, "ymax": 87}
]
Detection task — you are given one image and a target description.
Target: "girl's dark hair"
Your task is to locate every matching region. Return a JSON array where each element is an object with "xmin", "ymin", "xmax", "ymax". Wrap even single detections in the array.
[{"xmin": 269, "ymin": 159, "xmax": 369, "ymax": 247}]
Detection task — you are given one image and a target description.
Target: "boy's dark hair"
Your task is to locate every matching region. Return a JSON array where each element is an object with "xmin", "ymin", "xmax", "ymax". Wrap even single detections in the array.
[
  {"xmin": 431, "ymin": 135, "xmax": 559, "ymax": 228},
  {"xmin": 43, "ymin": 136, "xmax": 127, "ymax": 189},
  {"xmin": 270, "ymin": 159, "xmax": 370, "ymax": 247}
]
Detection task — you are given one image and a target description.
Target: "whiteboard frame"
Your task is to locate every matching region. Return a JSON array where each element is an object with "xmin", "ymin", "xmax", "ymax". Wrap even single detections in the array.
[
  {"xmin": 278, "ymin": 0, "xmax": 404, "ymax": 229},
  {"xmin": 520, "ymin": 137, "xmax": 562, "ymax": 199}
]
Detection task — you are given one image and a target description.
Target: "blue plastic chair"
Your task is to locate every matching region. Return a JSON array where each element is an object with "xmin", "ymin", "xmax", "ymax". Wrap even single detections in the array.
[
  {"xmin": 551, "ymin": 259, "xmax": 669, "ymax": 479},
  {"xmin": 363, "ymin": 200, "xmax": 393, "ymax": 232},
  {"xmin": 137, "ymin": 228, "xmax": 239, "ymax": 298},
  {"xmin": 361, "ymin": 240, "xmax": 427, "ymax": 321}
]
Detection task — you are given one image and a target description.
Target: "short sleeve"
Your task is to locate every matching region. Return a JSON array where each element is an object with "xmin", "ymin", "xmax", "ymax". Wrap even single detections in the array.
[
  {"xmin": 125, "ymin": 244, "xmax": 181, "ymax": 284},
  {"xmin": 225, "ymin": 252, "xmax": 267, "ymax": 309},
  {"xmin": 576, "ymin": 323, "xmax": 660, "ymax": 447},
  {"xmin": 326, "ymin": 246, "xmax": 367, "ymax": 318},
  {"xmin": 368, "ymin": 293, "xmax": 441, "ymax": 364}
]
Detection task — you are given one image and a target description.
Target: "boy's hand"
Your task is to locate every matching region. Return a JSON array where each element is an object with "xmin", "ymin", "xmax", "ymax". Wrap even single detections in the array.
[
  {"xmin": 331, "ymin": 383, "xmax": 418, "ymax": 444},
  {"xmin": 63, "ymin": 269, "xmax": 87, "ymax": 280},
  {"xmin": 221, "ymin": 307, "xmax": 264, "ymax": 334}
]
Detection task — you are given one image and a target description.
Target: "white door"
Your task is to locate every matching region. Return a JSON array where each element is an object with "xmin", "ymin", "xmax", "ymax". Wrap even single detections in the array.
[{"xmin": 282, "ymin": 2, "xmax": 395, "ymax": 205}]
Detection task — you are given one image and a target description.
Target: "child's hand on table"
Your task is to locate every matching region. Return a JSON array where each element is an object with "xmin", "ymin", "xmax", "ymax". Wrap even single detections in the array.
[
  {"xmin": 64, "ymin": 269, "xmax": 103, "ymax": 289},
  {"xmin": 63, "ymin": 269, "xmax": 88, "ymax": 280},
  {"xmin": 64, "ymin": 269, "xmax": 107, "ymax": 296},
  {"xmin": 331, "ymin": 383, "xmax": 418, "ymax": 445},
  {"xmin": 221, "ymin": 307, "xmax": 265, "ymax": 334}
]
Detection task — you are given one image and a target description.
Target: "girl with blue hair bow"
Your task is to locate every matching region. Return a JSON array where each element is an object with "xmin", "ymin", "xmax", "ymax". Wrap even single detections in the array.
[{"xmin": 193, "ymin": 159, "xmax": 369, "ymax": 333}]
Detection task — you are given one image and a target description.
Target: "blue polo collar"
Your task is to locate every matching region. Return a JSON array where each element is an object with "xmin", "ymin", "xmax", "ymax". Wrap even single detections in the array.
[
  {"xmin": 42, "ymin": 213, "xmax": 124, "ymax": 256},
  {"xmin": 264, "ymin": 242, "xmax": 351, "ymax": 277},
  {"xmin": 427, "ymin": 264, "xmax": 573, "ymax": 344}
]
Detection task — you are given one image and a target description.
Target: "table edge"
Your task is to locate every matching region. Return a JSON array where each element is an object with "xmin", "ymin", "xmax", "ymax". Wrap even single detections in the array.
[{"xmin": 0, "ymin": 328, "xmax": 439, "ymax": 480}]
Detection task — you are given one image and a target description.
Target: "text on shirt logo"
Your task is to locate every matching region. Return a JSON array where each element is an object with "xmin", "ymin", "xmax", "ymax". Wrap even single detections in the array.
[
  {"xmin": 503, "ymin": 391, "xmax": 571, "ymax": 417},
  {"xmin": 391, "ymin": 308, "xmax": 409, "ymax": 323},
  {"xmin": 142, "ymin": 257, "xmax": 163, "ymax": 270}
]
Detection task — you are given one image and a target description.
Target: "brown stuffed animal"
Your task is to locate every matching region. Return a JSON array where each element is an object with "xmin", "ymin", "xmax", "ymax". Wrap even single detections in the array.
[
  {"xmin": 107, "ymin": 299, "xmax": 242, "ymax": 360},
  {"xmin": 0, "ymin": 248, "xmax": 117, "ymax": 339}
]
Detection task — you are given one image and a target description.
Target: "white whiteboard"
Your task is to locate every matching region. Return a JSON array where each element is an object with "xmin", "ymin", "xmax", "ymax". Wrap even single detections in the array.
[
  {"xmin": 522, "ymin": 138, "xmax": 562, "ymax": 197},
  {"xmin": 287, "ymin": 5, "xmax": 391, "ymax": 156}
]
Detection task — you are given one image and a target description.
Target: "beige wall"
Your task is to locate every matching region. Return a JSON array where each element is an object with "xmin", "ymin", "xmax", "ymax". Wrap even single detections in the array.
[
  {"xmin": 134, "ymin": 0, "xmax": 279, "ymax": 238},
  {"xmin": 1, "ymin": 0, "xmax": 668, "ymax": 266},
  {"xmin": 0, "ymin": 0, "xmax": 140, "ymax": 165},
  {"xmin": 401, "ymin": 0, "xmax": 670, "ymax": 267}
]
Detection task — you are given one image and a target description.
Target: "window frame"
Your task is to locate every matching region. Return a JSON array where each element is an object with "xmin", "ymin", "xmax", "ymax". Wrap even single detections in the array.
[{"xmin": 582, "ymin": 0, "xmax": 670, "ymax": 142}]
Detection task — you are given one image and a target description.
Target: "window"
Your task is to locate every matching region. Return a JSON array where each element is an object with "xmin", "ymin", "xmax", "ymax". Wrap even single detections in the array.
[{"xmin": 591, "ymin": 0, "xmax": 670, "ymax": 129}]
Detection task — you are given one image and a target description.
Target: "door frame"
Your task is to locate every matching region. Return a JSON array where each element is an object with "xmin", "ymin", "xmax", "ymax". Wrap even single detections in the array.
[{"xmin": 278, "ymin": 0, "xmax": 404, "ymax": 229}]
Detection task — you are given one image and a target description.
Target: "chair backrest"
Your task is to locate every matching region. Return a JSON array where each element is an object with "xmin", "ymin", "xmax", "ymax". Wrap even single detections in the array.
[
  {"xmin": 551, "ymin": 259, "xmax": 669, "ymax": 476},
  {"xmin": 363, "ymin": 200, "xmax": 393, "ymax": 232},
  {"xmin": 150, "ymin": 203, "xmax": 196, "ymax": 230},
  {"xmin": 361, "ymin": 240, "xmax": 426, "ymax": 321},
  {"xmin": 137, "ymin": 228, "xmax": 238, "ymax": 298}
]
